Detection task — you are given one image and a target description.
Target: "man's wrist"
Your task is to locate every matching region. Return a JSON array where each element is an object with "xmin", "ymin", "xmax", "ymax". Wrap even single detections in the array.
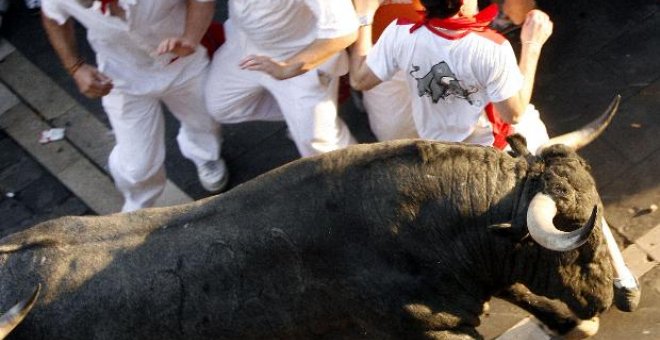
[
  {"xmin": 66, "ymin": 57, "xmax": 85, "ymax": 76},
  {"xmin": 521, "ymin": 40, "xmax": 543, "ymax": 51},
  {"xmin": 357, "ymin": 13, "xmax": 374, "ymax": 27}
]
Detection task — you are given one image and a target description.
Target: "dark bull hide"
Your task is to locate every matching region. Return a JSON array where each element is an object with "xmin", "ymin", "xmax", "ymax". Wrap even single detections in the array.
[{"xmin": 0, "ymin": 97, "xmax": 632, "ymax": 339}]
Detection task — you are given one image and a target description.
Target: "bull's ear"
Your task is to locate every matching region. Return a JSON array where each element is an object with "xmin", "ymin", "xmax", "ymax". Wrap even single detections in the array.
[
  {"xmin": 506, "ymin": 134, "xmax": 531, "ymax": 158},
  {"xmin": 488, "ymin": 222, "xmax": 528, "ymax": 241}
]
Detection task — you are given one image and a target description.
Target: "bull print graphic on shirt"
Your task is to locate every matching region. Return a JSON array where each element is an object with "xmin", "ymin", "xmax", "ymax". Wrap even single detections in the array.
[{"xmin": 410, "ymin": 61, "xmax": 477, "ymax": 104}]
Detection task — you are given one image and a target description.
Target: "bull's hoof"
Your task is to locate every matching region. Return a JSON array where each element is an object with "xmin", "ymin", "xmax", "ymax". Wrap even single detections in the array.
[
  {"xmin": 614, "ymin": 277, "xmax": 641, "ymax": 312},
  {"xmin": 562, "ymin": 317, "xmax": 599, "ymax": 340}
]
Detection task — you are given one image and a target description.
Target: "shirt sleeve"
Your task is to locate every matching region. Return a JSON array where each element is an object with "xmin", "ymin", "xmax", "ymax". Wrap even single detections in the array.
[
  {"xmin": 484, "ymin": 40, "xmax": 523, "ymax": 103},
  {"xmin": 365, "ymin": 20, "xmax": 401, "ymax": 82},
  {"xmin": 308, "ymin": 0, "xmax": 359, "ymax": 39},
  {"xmin": 41, "ymin": 0, "xmax": 70, "ymax": 25}
]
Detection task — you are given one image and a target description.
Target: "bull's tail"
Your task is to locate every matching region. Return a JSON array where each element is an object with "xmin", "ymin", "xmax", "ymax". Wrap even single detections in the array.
[
  {"xmin": 409, "ymin": 65, "xmax": 420, "ymax": 78},
  {"xmin": 0, "ymin": 284, "xmax": 41, "ymax": 339}
]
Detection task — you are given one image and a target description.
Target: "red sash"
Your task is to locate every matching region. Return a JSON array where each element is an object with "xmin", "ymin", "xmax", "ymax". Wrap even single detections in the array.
[
  {"xmin": 201, "ymin": 21, "xmax": 226, "ymax": 58},
  {"xmin": 485, "ymin": 104, "xmax": 511, "ymax": 150},
  {"xmin": 100, "ymin": 0, "xmax": 114, "ymax": 14}
]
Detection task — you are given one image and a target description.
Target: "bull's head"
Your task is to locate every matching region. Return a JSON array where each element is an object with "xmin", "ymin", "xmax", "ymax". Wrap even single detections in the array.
[
  {"xmin": 512, "ymin": 96, "xmax": 640, "ymax": 324},
  {"xmin": 519, "ymin": 95, "xmax": 620, "ymax": 252}
]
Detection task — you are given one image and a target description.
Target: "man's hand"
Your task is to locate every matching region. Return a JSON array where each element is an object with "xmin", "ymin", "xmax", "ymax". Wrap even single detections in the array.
[
  {"xmin": 520, "ymin": 10, "xmax": 553, "ymax": 49},
  {"xmin": 239, "ymin": 55, "xmax": 299, "ymax": 80},
  {"xmin": 156, "ymin": 37, "xmax": 197, "ymax": 57},
  {"xmin": 502, "ymin": 0, "xmax": 537, "ymax": 26},
  {"xmin": 72, "ymin": 64, "xmax": 114, "ymax": 98}
]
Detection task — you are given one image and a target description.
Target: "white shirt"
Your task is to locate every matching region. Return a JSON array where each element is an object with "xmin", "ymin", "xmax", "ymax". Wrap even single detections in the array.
[
  {"xmin": 367, "ymin": 20, "xmax": 523, "ymax": 144},
  {"xmin": 228, "ymin": 0, "xmax": 358, "ymax": 73},
  {"xmin": 42, "ymin": 0, "xmax": 214, "ymax": 95}
]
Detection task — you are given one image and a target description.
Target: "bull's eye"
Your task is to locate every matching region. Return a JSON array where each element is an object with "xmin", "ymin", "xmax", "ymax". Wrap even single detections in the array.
[{"xmin": 552, "ymin": 185, "xmax": 567, "ymax": 197}]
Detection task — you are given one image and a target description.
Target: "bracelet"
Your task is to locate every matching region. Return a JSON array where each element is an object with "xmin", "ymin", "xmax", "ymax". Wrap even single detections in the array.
[
  {"xmin": 358, "ymin": 14, "xmax": 374, "ymax": 27},
  {"xmin": 522, "ymin": 41, "xmax": 542, "ymax": 49},
  {"xmin": 67, "ymin": 57, "xmax": 85, "ymax": 76}
]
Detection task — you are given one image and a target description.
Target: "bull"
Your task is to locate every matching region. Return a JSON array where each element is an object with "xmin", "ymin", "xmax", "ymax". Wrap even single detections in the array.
[
  {"xmin": 0, "ymin": 96, "xmax": 639, "ymax": 339},
  {"xmin": 410, "ymin": 62, "xmax": 476, "ymax": 104}
]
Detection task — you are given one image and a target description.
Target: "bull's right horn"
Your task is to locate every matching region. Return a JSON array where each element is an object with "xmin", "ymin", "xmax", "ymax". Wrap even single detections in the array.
[
  {"xmin": 536, "ymin": 95, "xmax": 621, "ymax": 153},
  {"xmin": 526, "ymin": 193, "xmax": 597, "ymax": 252},
  {"xmin": 0, "ymin": 284, "xmax": 41, "ymax": 339}
]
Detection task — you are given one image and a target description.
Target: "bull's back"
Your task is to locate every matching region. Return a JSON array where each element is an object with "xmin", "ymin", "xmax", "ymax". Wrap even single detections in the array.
[{"xmin": 1, "ymin": 140, "xmax": 525, "ymax": 339}]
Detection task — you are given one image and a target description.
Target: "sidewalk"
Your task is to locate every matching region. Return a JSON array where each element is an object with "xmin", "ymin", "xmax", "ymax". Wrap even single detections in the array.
[
  {"xmin": 0, "ymin": 40, "xmax": 193, "ymax": 215},
  {"xmin": 0, "ymin": 1, "xmax": 658, "ymax": 339}
]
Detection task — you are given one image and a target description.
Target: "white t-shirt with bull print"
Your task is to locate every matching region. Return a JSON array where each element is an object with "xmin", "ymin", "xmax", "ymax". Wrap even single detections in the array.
[{"xmin": 366, "ymin": 20, "xmax": 523, "ymax": 144}]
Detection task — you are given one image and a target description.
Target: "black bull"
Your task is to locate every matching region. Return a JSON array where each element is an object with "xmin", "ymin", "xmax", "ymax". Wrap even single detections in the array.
[{"xmin": 0, "ymin": 101, "xmax": 629, "ymax": 339}]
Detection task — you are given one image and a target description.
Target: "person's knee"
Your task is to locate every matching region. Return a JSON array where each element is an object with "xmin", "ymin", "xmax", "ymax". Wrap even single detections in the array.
[
  {"xmin": 204, "ymin": 86, "xmax": 224, "ymax": 119},
  {"xmin": 109, "ymin": 149, "xmax": 164, "ymax": 185}
]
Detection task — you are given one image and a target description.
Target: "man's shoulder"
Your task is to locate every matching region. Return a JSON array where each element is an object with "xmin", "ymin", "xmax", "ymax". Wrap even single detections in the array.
[
  {"xmin": 395, "ymin": 17, "xmax": 417, "ymax": 26},
  {"xmin": 42, "ymin": 0, "xmax": 75, "ymax": 7},
  {"xmin": 378, "ymin": 18, "xmax": 416, "ymax": 39},
  {"xmin": 41, "ymin": 0, "xmax": 77, "ymax": 23},
  {"xmin": 471, "ymin": 28, "xmax": 507, "ymax": 45}
]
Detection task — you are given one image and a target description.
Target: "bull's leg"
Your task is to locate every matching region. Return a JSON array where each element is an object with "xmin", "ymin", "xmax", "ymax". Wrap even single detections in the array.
[
  {"xmin": 497, "ymin": 284, "xmax": 598, "ymax": 337},
  {"xmin": 399, "ymin": 288, "xmax": 484, "ymax": 340},
  {"xmin": 600, "ymin": 218, "xmax": 641, "ymax": 312}
]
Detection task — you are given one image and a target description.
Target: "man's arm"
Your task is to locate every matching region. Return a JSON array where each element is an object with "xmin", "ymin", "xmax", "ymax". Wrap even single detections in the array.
[
  {"xmin": 239, "ymin": 0, "xmax": 359, "ymax": 80},
  {"xmin": 156, "ymin": 0, "xmax": 215, "ymax": 57},
  {"xmin": 347, "ymin": 0, "xmax": 383, "ymax": 91},
  {"xmin": 239, "ymin": 32, "xmax": 357, "ymax": 80},
  {"xmin": 493, "ymin": 10, "xmax": 552, "ymax": 124},
  {"xmin": 349, "ymin": 22, "xmax": 383, "ymax": 91},
  {"xmin": 41, "ymin": 14, "xmax": 113, "ymax": 98}
]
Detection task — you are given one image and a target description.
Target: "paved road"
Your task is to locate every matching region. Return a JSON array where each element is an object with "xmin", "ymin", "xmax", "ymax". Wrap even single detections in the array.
[{"xmin": 0, "ymin": 0, "xmax": 658, "ymax": 338}]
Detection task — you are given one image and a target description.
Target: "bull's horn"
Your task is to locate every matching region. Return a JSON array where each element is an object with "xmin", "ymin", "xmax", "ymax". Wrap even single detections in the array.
[
  {"xmin": 537, "ymin": 95, "xmax": 620, "ymax": 152},
  {"xmin": 526, "ymin": 193, "xmax": 597, "ymax": 251},
  {"xmin": 0, "ymin": 284, "xmax": 41, "ymax": 339}
]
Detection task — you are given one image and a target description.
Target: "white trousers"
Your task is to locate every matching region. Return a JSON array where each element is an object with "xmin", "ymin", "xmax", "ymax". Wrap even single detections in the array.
[
  {"xmin": 508, "ymin": 104, "xmax": 550, "ymax": 155},
  {"xmin": 205, "ymin": 24, "xmax": 355, "ymax": 157},
  {"xmin": 103, "ymin": 71, "xmax": 221, "ymax": 212}
]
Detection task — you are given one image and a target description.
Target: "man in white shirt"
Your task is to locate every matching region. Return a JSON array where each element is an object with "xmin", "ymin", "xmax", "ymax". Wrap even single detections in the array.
[
  {"xmin": 350, "ymin": 0, "xmax": 553, "ymax": 153},
  {"xmin": 41, "ymin": 0, "xmax": 227, "ymax": 212},
  {"xmin": 205, "ymin": 0, "xmax": 359, "ymax": 157}
]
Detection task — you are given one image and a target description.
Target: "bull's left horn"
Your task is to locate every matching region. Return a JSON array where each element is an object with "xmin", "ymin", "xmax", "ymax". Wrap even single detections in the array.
[
  {"xmin": 537, "ymin": 95, "xmax": 620, "ymax": 153},
  {"xmin": 526, "ymin": 193, "xmax": 597, "ymax": 252},
  {"xmin": 0, "ymin": 284, "xmax": 41, "ymax": 339}
]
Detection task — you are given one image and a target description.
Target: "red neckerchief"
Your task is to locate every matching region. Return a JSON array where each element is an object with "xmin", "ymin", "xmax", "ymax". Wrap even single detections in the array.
[
  {"xmin": 409, "ymin": 4, "xmax": 498, "ymax": 37},
  {"xmin": 100, "ymin": 0, "xmax": 116, "ymax": 14}
]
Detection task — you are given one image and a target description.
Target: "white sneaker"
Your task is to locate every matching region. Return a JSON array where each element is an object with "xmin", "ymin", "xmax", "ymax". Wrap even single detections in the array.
[
  {"xmin": 24, "ymin": 0, "xmax": 40, "ymax": 9},
  {"xmin": 196, "ymin": 159, "xmax": 229, "ymax": 193}
]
